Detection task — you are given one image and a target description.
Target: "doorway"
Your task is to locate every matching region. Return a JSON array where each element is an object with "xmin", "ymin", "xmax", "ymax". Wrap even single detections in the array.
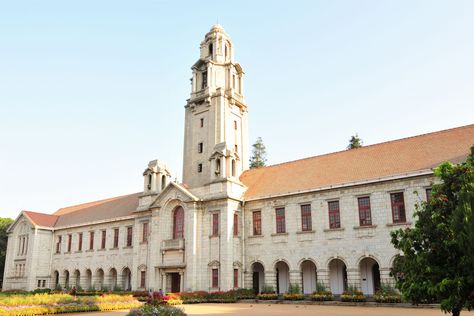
[{"xmin": 170, "ymin": 273, "xmax": 180, "ymax": 293}]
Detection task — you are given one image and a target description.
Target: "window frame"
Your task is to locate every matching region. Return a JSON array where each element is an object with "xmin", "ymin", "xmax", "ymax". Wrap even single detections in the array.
[
  {"xmin": 233, "ymin": 268, "xmax": 238, "ymax": 288},
  {"xmin": 212, "ymin": 213, "xmax": 219, "ymax": 237},
  {"xmin": 426, "ymin": 188, "xmax": 432, "ymax": 203},
  {"xmin": 328, "ymin": 200, "xmax": 341, "ymax": 229},
  {"xmin": 390, "ymin": 192, "xmax": 406, "ymax": 223},
  {"xmin": 126, "ymin": 226, "xmax": 133, "ymax": 247},
  {"xmin": 275, "ymin": 207, "xmax": 286, "ymax": 234},
  {"xmin": 101, "ymin": 230, "xmax": 106, "ymax": 249},
  {"xmin": 212, "ymin": 268, "xmax": 219, "ymax": 288},
  {"xmin": 252, "ymin": 211, "xmax": 262, "ymax": 236},
  {"xmin": 78, "ymin": 233, "xmax": 83, "ymax": 251},
  {"xmin": 113, "ymin": 228, "xmax": 119, "ymax": 248},
  {"xmin": 357, "ymin": 196, "xmax": 372, "ymax": 226},
  {"xmin": 89, "ymin": 231, "xmax": 94, "ymax": 250},
  {"xmin": 300, "ymin": 204, "xmax": 312, "ymax": 231},
  {"xmin": 142, "ymin": 222, "xmax": 149, "ymax": 243},
  {"xmin": 67, "ymin": 234, "xmax": 72, "ymax": 252},
  {"xmin": 233, "ymin": 213, "xmax": 238, "ymax": 236}
]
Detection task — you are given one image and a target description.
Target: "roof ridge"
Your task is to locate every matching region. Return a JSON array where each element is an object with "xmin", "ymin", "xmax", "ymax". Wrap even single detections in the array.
[
  {"xmin": 248, "ymin": 123, "xmax": 474, "ymax": 172},
  {"xmin": 53, "ymin": 192, "xmax": 141, "ymax": 215}
]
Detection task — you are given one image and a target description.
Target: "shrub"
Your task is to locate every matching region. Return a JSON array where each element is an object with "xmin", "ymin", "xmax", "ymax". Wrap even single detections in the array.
[
  {"xmin": 260, "ymin": 285, "xmax": 275, "ymax": 294},
  {"xmin": 205, "ymin": 291, "xmax": 236, "ymax": 303},
  {"xmin": 257, "ymin": 293, "xmax": 278, "ymax": 300},
  {"xmin": 283, "ymin": 293, "xmax": 304, "ymax": 300},
  {"xmin": 315, "ymin": 281, "xmax": 328, "ymax": 293},
  {"xmin": 128, "ymin": 304, "xmax": 186, "ymax": 316},
  {"xmin": 341, "ymin": 285, "xmax": 367, "ymax": 302},
  {"xmin": 230, "ymin": 288, "xmax": 255, "ymax": 299},
  {"xmin": 288, "ymin": 283, "xmax": 300, "ymax": 294},
  {"xmin": 311, "ymin": 291, "xmax": 333, "ymax": 301},
  {"xmin": 374, "ymin": 282, "xmax": 401, "ymax": 303}
]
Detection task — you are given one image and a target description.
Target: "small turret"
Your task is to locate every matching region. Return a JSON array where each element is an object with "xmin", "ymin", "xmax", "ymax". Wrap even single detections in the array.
[{"xmin": 137, "ymin": 159, "xmax": 172, "ymax": 211}]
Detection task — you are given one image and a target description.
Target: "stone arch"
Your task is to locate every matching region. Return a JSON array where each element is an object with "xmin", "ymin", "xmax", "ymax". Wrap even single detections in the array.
[
  {"xmin": 272, "ymin": 258, "xmax": 292, "ymax": 271},
  {"xmin": 63, "ymin": 270, "xmax": 70, "ymax": 288},
  {"xmin": 328, "ymin": 257, "xmax": 348, "ymax": 295},
  {"xmin": 109, "ymin": 268, "xmax": 118, "ymax": 290},
  {"xmin": 84, "ymin": 269, "xmax": 92, "ymax": 290},
  {"xmin": 274, "ymin": 260, "xmax": 290, "ymax": 294},
  {"xmin": 297, "ymin": 257, "xmax": 319, "ymax": 270},
  {"xmin": 53, "ymin": 270, "xmax": 59, "ymax": 288},
  {"xmin": 250, "ymin": 261, "xmax": 265, "ymax": 294},
  {"xmin": 121, "ymin": 267, "xmax": 132, "ymax": 291},
  {"xmin": 73, "ymin": 269, "xmax": 81, "ymax": 288},
  {"xmin": 356, "ymin": 254, "xmax": 381, "ymax": 267},
  {"xmin": 359, "ymin": 257, "xmax": 381, "ymax": 295},
  {"xmin": 95, "ymin": 268, "xmax": 105, "ymax": 290},
  {"xmin": 300, "ymin": 259, "xmax": 317, "ymax": 294}
]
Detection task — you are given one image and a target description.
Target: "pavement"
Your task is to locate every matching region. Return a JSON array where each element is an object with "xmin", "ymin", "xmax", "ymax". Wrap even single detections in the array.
[{"xmin": 63, "ymin": 304, "xmax": 474, "ymax": 316}]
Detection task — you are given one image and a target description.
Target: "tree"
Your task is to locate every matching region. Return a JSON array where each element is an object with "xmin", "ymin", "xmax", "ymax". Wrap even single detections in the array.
[
  {"xmin": 249, "ymin": 137, "xmax": 267, "ymax": 169},
  {"xmin": 391, "ymin": 147, "xmax": 474, "ymax": 316},
  {"xmin": 347, "ymin": 134, "xmax": 363, "ymax": 149},
  {"xmin": 0, "ymin": 217, "xmax": 14, "ymax": 289}
]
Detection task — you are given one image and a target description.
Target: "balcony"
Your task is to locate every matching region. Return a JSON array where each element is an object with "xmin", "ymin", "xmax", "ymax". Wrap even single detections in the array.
[{"xmin": 161, "ymin": 238, "xmax": 185, "ymax": 251}]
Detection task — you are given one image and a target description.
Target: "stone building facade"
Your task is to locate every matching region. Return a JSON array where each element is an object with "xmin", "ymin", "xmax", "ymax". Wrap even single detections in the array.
[{"xmin": 3, "ymin": 25, "xmax": 474, "ymax": 296}]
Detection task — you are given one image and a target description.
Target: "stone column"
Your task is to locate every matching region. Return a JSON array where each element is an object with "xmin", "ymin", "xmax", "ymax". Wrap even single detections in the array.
[
  {"xmin": 289, "ymin": 270, "xmax": 302, "ymax": 291},
  {"xmin": 316, "ymin": 268, "xmax": 330, "ymax": 290},
  {"xmin": 179, "ymin": 271, "xmax": 184, "ymax": 292},
  {"xmin": 264, "ymin": 271, "xmax": 276, "ymax": 292},
  {"xmin": 346, "ymin": 268, "xmax": 360, "ymax": 290}
]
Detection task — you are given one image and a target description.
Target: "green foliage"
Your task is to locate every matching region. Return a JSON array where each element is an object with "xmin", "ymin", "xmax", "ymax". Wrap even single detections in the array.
[
  {"xmin": 288, "ymin": 283, "xmax": 300, "ymax": 294},
  {"xmin": 128, "ymin": 304, "xmax": 186, "ymax": 316},
  {"xmin": 374, "ymin": 282, "xmax": 401, "ymax": 303},
  {"xmin": 260, "ymin": 285, "xmax": 275, "ymax": 294},
  {"xmin": 341, "ymin": 284, "xmax": 366, "ymax": 302},
  {"xmin": 0, "ymin": 218, "xmax": 14, "ymax": 287},
  {"xmin": 249, "ymin": 137, "xmax": 267, "ymax": 169},
  {"xmin": 347, "ymin": 134, "xmax": 363, "ymax": 149},
  {"xmin": 391, "ymin": 146, "xmax": 474, "ymax": 316}
]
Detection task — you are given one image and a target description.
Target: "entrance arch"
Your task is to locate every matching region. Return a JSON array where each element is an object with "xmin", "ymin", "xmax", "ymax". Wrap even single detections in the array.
[
  {"xmin": 251, "ymin": 262, "xmax": 265, "ymax": 294},
  {"xmin": 329, "ymin": 258, "xmax": 347, "ymax": 295},
  {"xmin": 300, "ymin": 260, "xmax": 317, "ymax": 294},
  {"xmin": 63, "ymin": 270, "xmax": 70, "ymax": 288},
  {"xmin": 109, "ymin": 268, "xmax": 118, "ymax": 289},
  {"xmin": 122, "ymin": 268, "xmax": 131, "ymax": 291},
  {"xmin": 85, "ymin": 269, "xmax": 92, "ymax": 290},
  {"xmin": 275, "ymin": 261, "xmax": 290, "ymax": 294},
  {"xmin": 73, "ymin": 270, "xmax": 80, "ymax": 287},
  {"xmin": 95, "ymin": 269, "xmax": 104, "ymax": 290},
  {"xmin": 359, "ymin": 257, "xmax": 381, "ymax": 295}
]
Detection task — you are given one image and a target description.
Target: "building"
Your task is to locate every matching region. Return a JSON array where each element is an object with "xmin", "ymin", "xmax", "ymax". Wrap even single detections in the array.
[{"xmin": 2, "ymin": 25, "xmax": 474, "ymax": 295}]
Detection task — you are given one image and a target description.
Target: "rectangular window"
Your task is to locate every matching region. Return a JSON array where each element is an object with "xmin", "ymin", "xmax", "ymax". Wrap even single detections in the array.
[
  {"xmin": 212, "ymin": 268, "xmax": 218, "ymax": 288},
  {"xmin": 301, "ymin": 204, "xmax": 312, "ymax": 231},
  {"xmin": 358, "ymin": 196, "xmax": 372, "ymax": 226},
  {"xmin": 202, "ymin": 71, "xmax": 207, "ymax": 89},
  {"xmin": 42, "ymin": 280, "xmax": 46, "ymax": 287},
  {"xmin": 113, "ymin": 228, "xmax": 119, "ymax": 248},
  {"xmin": 233, "ymin": 213, "xmax": 238, "ymax": 236},
  {"xmin": 142, "ymin": 222, "xmax": 149, "ymax": 242},
  {"xmin": 198, "ymin": 142, "xmax": 203, "ymax": 153},
  {"xmin": 78, "ymin": 233, "xmax": 83, "ymax": 251},
  {"xmin": 212, "ymin": 213, "xmax": 219, "ymax": 236},
  {"xmin": 200, "ymin": 118, "xmax": 204, "ymax": 127},
  {"xmin": 140, "ymin": 271, "xmax": 146, "ymax": 288},
  {"xmin": 89, "ymin": 231, "xmax": 94, "ymax": 250},
  {"xmin": 426, "ymin": 188, "xmax": 432, "ymax": 203},
  {"xmin": 328, "ymin": 201, "xmax": 341, "ymax": 229},
  {"xmin": 234, "ymin": 120, "xmax": 237, "ymax": 130},
  {"xmin": 275, "ymin": 207, "xmax": 286, "ymax": 233},
  {"xmin": 101, "ymin": 230, "xmax": 106, "ymax": 249},
  {"xmin": 233, "ymin": 269, "xmax": 238, "ymax": 288},
  {"xmin": 391, "ymin": 192, "xmax": 406, "ymax": 223},
  {"xmin": 67, "ymin": 234, "xmax": 72, "ymax": 252},
  {"xmin": 126, "ymin": 226, "xmax": 133, "ymax": 247},
  {"xmin": 37, "ymin": 279, "xmax": 41, "ymax": 288},
  {"xmin": 198, "ymin": 163, "xmax": 203, "ymax": 173},
  {"xmin": 56, "ymin": 236, "xmax": 61, "ymax": 254},
  {"xmin": 253, "ymin": 211, "xmax": 262, "ymax": 236}
]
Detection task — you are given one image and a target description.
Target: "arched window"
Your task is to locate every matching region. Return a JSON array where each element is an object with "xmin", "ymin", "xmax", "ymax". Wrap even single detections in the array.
[
  {"xmin": 161, "ymin": 175, "xmax": 166, "ymax": 190},
  {"xmin": 215, "ymin": 159, "xmax": 221, "ymax": 176},
  {"xmin": 225, "ymin": 45, "xmax": 228, "ymax": 59},
  {"xmin": 209, "ymin": 43, "xmax": 213, "ymax": 56},
  {"xmin": 147, "ymin": 174, "xmax": 152, "ymax": 190},
  {"xmin": 173, "ymin": 206, "xmax": 184, "ymax": 239},
  {"xmin": 231, "ymin": 160, "xmax": 236, "ymax": 177}
]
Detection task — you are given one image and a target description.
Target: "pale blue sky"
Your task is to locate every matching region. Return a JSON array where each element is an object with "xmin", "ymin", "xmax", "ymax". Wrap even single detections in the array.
[{"xmin": 1, "ymin": 1, "xmax": 473, "ymax": 219}]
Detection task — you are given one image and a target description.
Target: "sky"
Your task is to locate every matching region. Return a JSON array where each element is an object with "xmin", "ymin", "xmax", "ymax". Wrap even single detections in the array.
[{"xmin": 1, "ymin": 0, "xmax": 473, "ymax": 219}]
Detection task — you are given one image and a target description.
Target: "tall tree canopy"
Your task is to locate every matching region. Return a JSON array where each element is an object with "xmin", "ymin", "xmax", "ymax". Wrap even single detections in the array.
[
  {"xmin": 249, "ymin": 137, "xmax": 267, "ymax": 169},
  {"xmin": 391, "ymin": 147, "xmax": 474, "ymax": 316},
  {"xmin": 347, "ymin": 134, "xmax": 363, "ymax": 149},
  {"xmin": 0, "ymin": 217, "xmax": 14, "ymax": 288}
]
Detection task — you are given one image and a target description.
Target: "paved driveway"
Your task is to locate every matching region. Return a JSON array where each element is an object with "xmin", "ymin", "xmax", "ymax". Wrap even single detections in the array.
[{"xmin": 65, "ymin": 304, "xmax": 474, "ymax": 316}]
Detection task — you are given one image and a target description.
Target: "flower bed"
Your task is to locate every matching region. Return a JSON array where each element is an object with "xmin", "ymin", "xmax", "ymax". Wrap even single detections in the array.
[
  {"xmin": 282, "ymin": 293, "xmax": 305, "ymax": 300},
  {"xmin": 341, "ymin": 291, "xmax": 367, "ymax": 302},
  {"xmin": 256, "ymin": 293, "xmax": 278, "ymax": 300},
  {"xmin": 128, "ymin": 304, "xmax": 186, "ymax": 316},
  {"xmin": 311, "ymin": 291, "xmax": 333, "ymax": 301},
  {"xmin": 0, "ymin": 293, "xmax": 142, "ymax": 315},
  {"xmin": 374, "ymin": 294, "xmax": 402, "ymax": 303}
]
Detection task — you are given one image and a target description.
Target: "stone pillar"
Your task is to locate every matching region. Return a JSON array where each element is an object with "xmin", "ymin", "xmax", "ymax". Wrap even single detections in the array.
[
  {"xmin": 380, "ymin": 267, "xmax": 394, "ymax": 286},
  {"xmin": 346, "ymin": 268, "xmax": 360, "ymax": 290},
  {"xmin": 58, "ymin": 274, "xmax": 66, "ymax": 288},
  {"xmin": 244, "ymin": 271, "xmax": 252, "ymax": 290},
  {"xmin": 179, "ymin": 271, "xmax": 184, "ymax": 292},
  {"xmin": 289, "ymin": 270, "xmax": 302, "ymax": 291},
  {"xmin": 316, "ymin": 268, "xmax": 330, "ymax": 290},
  {"xmin": 264, "ymin": 271, "xmax": 276, "ymax": 292}
]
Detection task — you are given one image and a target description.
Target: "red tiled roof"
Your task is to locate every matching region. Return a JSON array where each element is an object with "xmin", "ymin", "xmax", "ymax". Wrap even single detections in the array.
[
  {"xmin": 240, "ymin": 124, "xmax": 474, "ymax": 200},
  {"xmin": 23, "ymin": 211, "xmax": 58, "ymax": 227},
  {"xmin": 53, "ymin": 193, "xmax": 141, "ymax": 227}
]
